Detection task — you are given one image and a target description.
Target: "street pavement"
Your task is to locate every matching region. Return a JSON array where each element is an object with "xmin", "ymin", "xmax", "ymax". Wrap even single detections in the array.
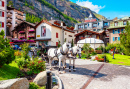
[{"xmin": 46, "ymin": 59, "xmax": 130, "ymax": 89}]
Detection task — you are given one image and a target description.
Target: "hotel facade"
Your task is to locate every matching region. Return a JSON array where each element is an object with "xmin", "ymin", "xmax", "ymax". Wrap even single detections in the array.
[{"xmin": 0, "ymin": 0, "xmax": 6, "ymax": 34}]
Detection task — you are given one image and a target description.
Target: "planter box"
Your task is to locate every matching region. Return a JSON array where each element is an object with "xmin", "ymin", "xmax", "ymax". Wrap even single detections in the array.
[{"xmin": 95, "ymin": 50, "xmax": 102, "ymax": 54}]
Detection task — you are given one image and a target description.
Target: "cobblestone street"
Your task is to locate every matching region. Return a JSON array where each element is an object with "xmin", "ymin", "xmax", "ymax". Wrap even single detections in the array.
[{"xmin": 46, "ymin": 59, "xmax": 130, "ymax": 89}]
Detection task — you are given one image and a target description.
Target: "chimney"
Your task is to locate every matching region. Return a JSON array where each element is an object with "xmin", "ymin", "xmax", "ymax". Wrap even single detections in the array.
[
  {"xmin": 113, "ymin": 17, "xmax": 118, "ymax": 21},
  {"xmin": 61, "ymin": 21, "xmax": 63, "ymax": 26}
]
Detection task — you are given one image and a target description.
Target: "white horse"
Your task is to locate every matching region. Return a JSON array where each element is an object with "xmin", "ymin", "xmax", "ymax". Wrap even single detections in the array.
[
  {"xmin": 47, "ymin": 42, "xmax": 71, "ymax": 73},
  {"xmin": 67, "ymin": 45, "xmax": 82, "ymax": 72}
]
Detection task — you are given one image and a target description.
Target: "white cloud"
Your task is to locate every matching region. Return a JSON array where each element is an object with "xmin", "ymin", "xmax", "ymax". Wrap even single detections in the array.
[
  {"xmin": 76, "ymin": 0, "xmax": 105, "ymax": 13},
  {"xmin": 119, "ymin": 15, "xmax": 128, "ymax": 18}
]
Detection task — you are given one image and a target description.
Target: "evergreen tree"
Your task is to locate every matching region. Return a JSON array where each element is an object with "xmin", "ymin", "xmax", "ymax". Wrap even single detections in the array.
[{"xmin": 120, "ymin": 22, "xmax": 130, "ymax": 55}]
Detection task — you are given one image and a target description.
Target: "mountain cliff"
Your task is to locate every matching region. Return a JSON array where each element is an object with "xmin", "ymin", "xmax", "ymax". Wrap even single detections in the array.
[{"xmin": 7, "ymin": 0, "xmax": 106, "ymax": 26}]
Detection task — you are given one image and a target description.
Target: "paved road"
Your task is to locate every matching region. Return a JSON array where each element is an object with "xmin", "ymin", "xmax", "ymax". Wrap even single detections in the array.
[{"xmin": 46, "ymin": 59, "xmax": 130, "ymax": 89}]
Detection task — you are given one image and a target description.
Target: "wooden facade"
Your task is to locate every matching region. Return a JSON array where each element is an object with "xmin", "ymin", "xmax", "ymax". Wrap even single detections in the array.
[
  {"xmin": 75, "ymin": 30, "xmax": 106, "ymax": 44},
  {"xmin": 12, "ymin": 21, "xmax": 36, "ymax": 44}
]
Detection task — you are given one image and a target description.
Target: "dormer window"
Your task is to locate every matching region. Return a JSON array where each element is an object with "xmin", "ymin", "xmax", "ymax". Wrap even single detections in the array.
[
  {"xmin": 123, "ymin": 21, "xmax": 127, "ymax": 25},
  {"xmin": 114, "ymin": 22, "xmax": 118, "ymax": 26}
]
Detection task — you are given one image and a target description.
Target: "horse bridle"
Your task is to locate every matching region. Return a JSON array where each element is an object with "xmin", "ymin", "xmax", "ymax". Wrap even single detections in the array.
[{"xmin": 60, "ymin": 43, "xmax": 70, "ymax": 55}]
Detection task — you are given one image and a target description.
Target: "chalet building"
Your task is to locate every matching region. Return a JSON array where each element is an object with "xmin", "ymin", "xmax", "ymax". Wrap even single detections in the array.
[
  {"xmin": 74, "ymin": 13, "xmax": 111, "ymax": 45},
  {"xmin": 75, "ymin": 30, "xmax": 106, "ymax": 44},
  {"xmin": 12, "ymin": 21, "xmax": 36, "ymax": 44},
  {"xmin": 6, "ymin": 6, "xmax": 26, "ymax": 40},
  {"xmin": 0, "ymin": 0, "xmax": 6, "ymax": 33},
  {"xmin": 74, "ymin": 14, "xmax": 112, "ymax": 34},
  {"xmin": 107, "ymin": 16, "xmax": 130, "ymax": 43},
  {"xmin": 35, "ymin": 20, "xmax": 74, "ymax": 47}
]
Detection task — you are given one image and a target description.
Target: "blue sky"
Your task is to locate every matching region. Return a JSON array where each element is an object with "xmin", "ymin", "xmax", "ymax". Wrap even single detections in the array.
[{"xmin": 70, "ymin": 0, "xmax": 130, "ymax": 19}]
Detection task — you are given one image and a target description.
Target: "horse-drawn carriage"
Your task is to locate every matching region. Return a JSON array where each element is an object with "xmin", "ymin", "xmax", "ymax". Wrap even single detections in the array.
[{"xmin": 32, "ymin": 42, "xmax": 81, "ymax": 73}]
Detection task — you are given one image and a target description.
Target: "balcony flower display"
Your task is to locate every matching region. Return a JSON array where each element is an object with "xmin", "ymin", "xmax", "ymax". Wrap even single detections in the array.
[
  {"xmin": 14, "ymin": 40, "xmax": 35, "ymax": 43},
  {"xmin": 19, "ymin": 36, "xmax": 25, "ymax": 39},
  {"xmin": 19, "ymin": 31, "xmax": 25, "ymax": 34},
  {"xmin": 28, "ymin": 36, "xmax": 35, "ymax": 38},
  {"xmin": 29, "ymin": 30, "xmax": 35, "ymax": 32}
]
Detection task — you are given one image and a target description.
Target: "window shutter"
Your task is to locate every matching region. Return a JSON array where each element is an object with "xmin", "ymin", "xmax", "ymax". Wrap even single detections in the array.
[
  {"xmin": 2, "ymin": 22, "xmax": 4, "ymax": 27},
  {"xmin": 56, "ymin": 33, "xmax": 58, "ymax": 38},
  {"xmin": 121, "ymin": 29, "xmax": 123, "ymax": 32},
  {"xmin": 118, "ymin": 37, "xmax": 120, "ymax": 41},
  {"xmin": 113, "ymin": 37, "xmax": 115, "ymax": 41},
  {"xmin": 113, "ymin": 30, "xmax": 115, "ymax": 34},
  {"xmin": 56, "ymin": 42, "xmax": 58, "ymax": 46},
  {"xmin": 2, "ymin": 12, "xmax": 4, "ymax": 17},
  {"xmin": 118, "ymin": 29, "xmax": 120, "ymax": 34},
  {"xmin": 2, "ymin": 1, "xmax": 4, "ymax": 7}
]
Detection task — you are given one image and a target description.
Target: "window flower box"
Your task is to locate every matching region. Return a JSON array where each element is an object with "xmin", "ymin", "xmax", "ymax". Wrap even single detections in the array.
[{"xmin": 19, "ymin": 31, "xmax": 25, "ymax": 34}]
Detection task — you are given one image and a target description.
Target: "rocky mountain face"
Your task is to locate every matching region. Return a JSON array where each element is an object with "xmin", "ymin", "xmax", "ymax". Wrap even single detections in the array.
[{"xmin": 7, "ymin": 0, "xmax": 106, "ymax": 26}]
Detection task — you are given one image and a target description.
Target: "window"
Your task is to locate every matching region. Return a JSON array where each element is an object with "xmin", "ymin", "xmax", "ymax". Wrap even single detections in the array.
[
  {"xmin": 56, "ymin": 33, "xmax": 58, "ymax": 38},
  {"xmin": 0, "ymin": 1, "xmax": 2, "ymax": 6},
  {"xmin": 93, "ymin": 23, "xmax": 97, "ymax": 27},
  {"xmin": 41, "ymin": 26, "xmax": 46, "ymax": 37},
  {"xmin": 113, "ymin": 37, "xmax": 120, "ymax": 41},
  {"xmin": 115, "ymin": 30, "xmax": 118, "ymax": 34},
  {"xmin": 97, "ymin": 29, "xmax": 100, "ymax": 31},
  {"xmin": 123, "ymin": 21, "xmax": 127, "ymax": 25},
  {"xmin": 114, "ymin": 22, "xmax": 118, "ymax": 26},
  {"xmin": 104, "ymin": 22, "xmax": 108, "ymax": 26},
  {"xmin": 93, "ymin": 29, "xmax": 96, "ymax": 31},
  {"xmin": 78, "ymin": 25, "xmax": 83, "ymax": 29},
  {"xmin": 0, "ymin": 22, "xmax": 4, "ymax": 27},
  {"xmin": 0, "ymin": 1, "xmax": 4, "ymax": 7},
  {"xmin": 77, "ymin": 31, "xmax": 78, "ymax": 33},
  {"xmin": 0, "ymin": 11, "xmax": 2, "ymax": 16},
  {"xmin": 84, "ymin": 24, "xmax": 87, "ymax": 29}
]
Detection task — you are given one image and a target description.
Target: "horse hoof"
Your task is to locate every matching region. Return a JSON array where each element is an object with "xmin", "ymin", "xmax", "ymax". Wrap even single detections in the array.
[
  {"xmin": 63, "ymin": 71, "xmax": 66, "ymax": 73},
  {"xmin": 69, "ymin": 70, "xmax": 71, "ymax": 72}
]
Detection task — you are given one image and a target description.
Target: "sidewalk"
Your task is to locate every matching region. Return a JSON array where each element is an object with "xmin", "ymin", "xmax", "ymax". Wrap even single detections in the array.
[{"xmin": 46, "ymin": 59, "xmax": 130, "ymax": 89}]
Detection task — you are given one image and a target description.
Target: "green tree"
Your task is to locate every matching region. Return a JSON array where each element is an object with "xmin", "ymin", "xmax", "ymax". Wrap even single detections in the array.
[
  {"xmin": 0, "ymin": 30, "xmax": 15, "ymax": 67},
  {"xmin": 58, "ymin": 40, "xmax": 61, "ymax": 48},
  {"xmin": 7, "ymin": 1, "xmax": 13, "ymax": 7},
  {"xmin": 20, "ymin": 43, "xmax": 30, "ymax": 60},
  {"xmin": 82, "ymin": 43, "xmax": 90, "ymax": 57},
  {"xmin": 106, "ymin": 41, "xmax": 125, "ymax": 54},
  {"xmin": 120, "ymin": 22, "xmax": 130, "ymax": 55}
]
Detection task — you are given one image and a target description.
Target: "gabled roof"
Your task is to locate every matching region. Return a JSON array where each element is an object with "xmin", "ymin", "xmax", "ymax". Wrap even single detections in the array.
[
  {"xmin": 35, "ymin": 20, "xmax": 74, "ymax": 33},
  {"xmin": 75, "ymin": 30, "xmax": 105, "ymax": 36},
  {"xmin": 12, "ymin": 21, "xmax": 35, "ymax": 32}
]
